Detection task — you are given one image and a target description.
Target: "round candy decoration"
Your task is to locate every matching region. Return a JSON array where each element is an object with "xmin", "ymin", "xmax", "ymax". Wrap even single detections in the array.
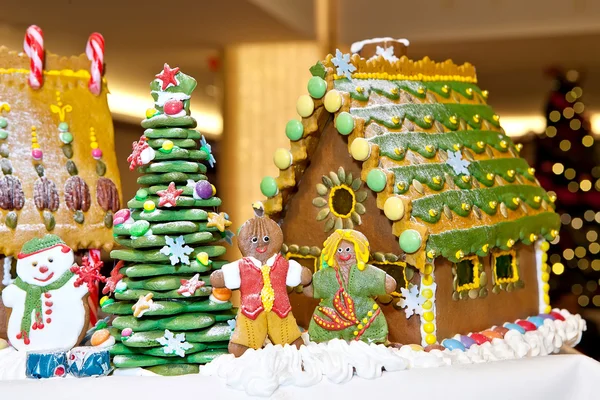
[
  {"xmin": 121, "ymin": 328, "xmax": 133, "ymax": 338},
  {"xmin": 273, "ymin": 148, "xmax": 292, "ymax": 170},
  {"xmin": 350, "ymin": 137, "xmax": 371, "ymax": 161},
  {"xmin": 211, "ymin": 184, "xmax": 217, "ymax": 196},
  {"xmin": 260, "ymin": 176, "xmax": 278, "ymax": 197},
  {"xmin": 195, "ymin": 180, "xmax": 213, "ymax": 200},
  {"xmin": 296, "ymin": 94, "xmax": 315, "ymax": 118},
  {"xmin": 285, "ymin": 119, "xmax": 304, "ymax": 141},
  {"xmin": 31, "ymin": 148, "xmax": 43, "ymax": 160},
  {"xmin": 307, "ymin": 76, "xmax": 327, "ymax": 99},
  {"xmin": 161, "ymin": 140, "xmax": 174, "ymax": 153},
  {"xmin": 366, "ymin": 169, "xmax": 387, "ymax": 192},
  {"xmin": 143, "ymin": 200, "xmax": 156, "ymax": 213},
  {"xmin": 146, "ymin": 108, "xmax": 157, "ymax": 119},
  {"xmin": 113, "ymin": 209, "xmax": 132, "ymax": 226},
  {"xmin": 92, "ymin": 148, "xmax": 103, "ymax": 160},
  {"xmin": 442, "ymin": 338, "xmax": 465, "ymax": 352},
  {"xmin": 335, "ymin": 112, "xmax": 354, "ymax": 135},
  {"xmin": 130, "ymin": 220, "xmax": 150, "ymax": 237},
  {"xmin": 164, "ymin": 99, "xmax": 184, "ymax": 116},
  {"xmin": 0, "ymin": 130, "xmax": 8, "ymax": 140},
  {"xmin": 384, "ymin": 196, "xmax": 405, "ymax": 221},
  {"xmin": 135, "ymin": 189, "xmax": 149, "ymax": 201},
  {"xmin": 324, "ymin": 90, "xmax": 342, "ymax": 113},
  {"xmin": 0, "ymin": 117, "xmax": 7, "ymax": 129},
  {"xmin": 399, "ymin": 229, "xmax": 422, "ymax": 254}
]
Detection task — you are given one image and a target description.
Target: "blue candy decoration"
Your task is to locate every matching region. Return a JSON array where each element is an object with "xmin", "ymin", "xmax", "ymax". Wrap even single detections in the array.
[
  {"xmin": 527, "ymin": 316, "xmax": 545, "ymax": 328},
  {"xmin": 67, "ymin": 347, "xmax": 112, "ymax": 378},
  {"xmin": 503, "ymin": 322, "xmax": 526, "ymax": 334},
  {"xmin": 26, "ymin": 351, "xmax": 68, "ymax": 379},
  {"xmin": 442, "ymin": 338, "xmax": 466, "ymax": 352},
  {"xmin": 538, "ymin": 313, "xmax": 555, "ymax": 321},
  {"xmin": 459, "ymin": 335, "xmax": 476, "ymax": 349}
]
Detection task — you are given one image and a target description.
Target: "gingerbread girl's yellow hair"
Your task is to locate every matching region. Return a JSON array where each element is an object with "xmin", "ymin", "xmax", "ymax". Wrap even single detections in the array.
[{"xmin": 322, "ymin": 229, "xmax": 370, "ymax": 271}]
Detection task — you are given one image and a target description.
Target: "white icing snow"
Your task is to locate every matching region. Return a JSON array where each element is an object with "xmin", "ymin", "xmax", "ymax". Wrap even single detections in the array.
[
  {"xmin": 350, "ymin": 37, "xmax": 410, "ymax": 54},
  {"xmin": 201, "ymin": 309, "xmax": 586, "ymax": 397},
  {"xmin": 151, "ymin": 91, "xmax": 191, "ymax": 107}
]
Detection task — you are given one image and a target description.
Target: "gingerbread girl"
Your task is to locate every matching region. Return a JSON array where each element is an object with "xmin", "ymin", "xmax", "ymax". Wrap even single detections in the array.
[{"xmin": 210, "ymin": 203, "xmax": 312, "ymax": 357}]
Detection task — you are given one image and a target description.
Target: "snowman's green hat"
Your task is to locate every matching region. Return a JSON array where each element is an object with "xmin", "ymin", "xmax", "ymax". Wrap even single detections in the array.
[{"xmin": 17, "ymin": 235, "xmax": 70, "ymax": 259}]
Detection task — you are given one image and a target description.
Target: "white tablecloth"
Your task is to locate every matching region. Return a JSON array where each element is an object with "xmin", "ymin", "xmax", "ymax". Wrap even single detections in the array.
[{"xmin": 0, "ymin": 354, "xmax": 598, "ymax": 399}]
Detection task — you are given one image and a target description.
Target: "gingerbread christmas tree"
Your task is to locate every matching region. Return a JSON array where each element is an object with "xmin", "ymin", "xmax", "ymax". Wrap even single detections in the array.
[{"xmin": 101, "ymin": 64, "xmax": 234, "ymax": 376}]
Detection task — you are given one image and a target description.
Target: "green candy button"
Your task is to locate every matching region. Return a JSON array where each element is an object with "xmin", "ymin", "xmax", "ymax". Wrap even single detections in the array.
[
  {"xmin": 399, "ymin": 229, "xmax": 422, "ymax": 254},
  {"xmin": 130, "ymin": 220, "xmax": 150, "ymax": 237},
  {"xmin": 0, "ymin": 118, "xmax": 7, "ymax": 129},
  {"xmin": 335, "ymin": 112, "xmax": 354, "ymax": 135},
  {"xmin": 0, "ymin": 130, "xmax": 8, "ymax": 140},
  {"xmin": 285, "ymin": 120, "xmax": 304, "ymax": 141},
  {"xmin": 59, "ymin": 132, "xmax": 73, "ymax": 144},
  {"xmin": 135, "ymin": 189, "xmax": 149, "ymax": 201},
  {"xmin": 307, "ymin": 76, "xmax": 327, "ymax": 99},
  {"xmin": 58, "ymin": 122, "xmax": 69, "ymax": 132},
  {"xmin": 366, "ymin": 169, "xmax": 387, "ymax": 192},
  {"xmin": 260, "ymin": 176, "xmax": 278, "ymax": 197}
]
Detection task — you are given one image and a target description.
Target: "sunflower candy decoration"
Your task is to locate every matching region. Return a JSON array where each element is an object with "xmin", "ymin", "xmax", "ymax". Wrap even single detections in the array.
[{"xmin": 313, "ymin": 167, "xmax": 367, "ymax": 232}]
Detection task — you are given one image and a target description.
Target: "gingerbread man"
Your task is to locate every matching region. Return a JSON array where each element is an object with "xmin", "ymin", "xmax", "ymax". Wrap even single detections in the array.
[{"xmin": 210, "ymin": 203, "xmax": 312, "ymax": 357}]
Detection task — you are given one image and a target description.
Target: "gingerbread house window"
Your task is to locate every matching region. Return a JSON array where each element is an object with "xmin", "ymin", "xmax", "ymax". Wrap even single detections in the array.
[
  {"xmin": 372, "ymin": 261, "xmax": 409, "ymax": 296},
  {"xmin": 454, "ymin": 256, "xmax": 481, "ymax": 292},
  {"xmin": 493, "ymin": 250, "xmax": 519, "ymax": 285}
]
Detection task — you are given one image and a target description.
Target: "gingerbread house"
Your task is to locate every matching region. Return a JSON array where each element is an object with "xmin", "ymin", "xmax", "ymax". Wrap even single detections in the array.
[
  {"xmin": 259, "ymin": 39, "xmax": 560, "ymax": 346},
  {"xmin": 0, "ymin": 27, "xmax": 122, "ymax": 336}
]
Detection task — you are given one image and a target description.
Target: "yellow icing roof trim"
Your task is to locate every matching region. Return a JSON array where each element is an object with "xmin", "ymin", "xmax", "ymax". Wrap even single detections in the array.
[
  {"xmin": 0, "ymin": 68, "xmax": 107, "ymax": 82},
  {"xmin": 324, "ymin": 53, "xmax": 478, "ymax": 83}
]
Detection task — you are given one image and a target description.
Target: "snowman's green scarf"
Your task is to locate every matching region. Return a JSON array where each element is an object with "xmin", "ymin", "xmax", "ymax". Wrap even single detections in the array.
[{"xmin": 14, "ymin": 270, "xmax": 74, "ymax": 337}]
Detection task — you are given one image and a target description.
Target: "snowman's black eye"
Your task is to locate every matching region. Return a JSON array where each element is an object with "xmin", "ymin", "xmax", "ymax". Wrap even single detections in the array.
[
  {"xmin": 251, "ymin": 237, "xmax": 258, "ymax": 244},
  {"xmin": 32, "ymin": 262, "xmax": 38, "ymax": 267},
  {"xmin": 263, "ymin": 236, "xmax": 270, "ymax": 243},
  {"xmin": 48, "ymin": 258, "xmax": 54, "ymax": 263}
]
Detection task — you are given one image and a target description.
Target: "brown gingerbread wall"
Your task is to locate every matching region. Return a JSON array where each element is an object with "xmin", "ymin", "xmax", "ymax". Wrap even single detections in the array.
[
  {"xmin": 282, "ymin": 119, "xmax": 421, "ymax": 343},
  {"xmin": 435, "ymin": 243, "xmax": 539, "ymax": 339}
]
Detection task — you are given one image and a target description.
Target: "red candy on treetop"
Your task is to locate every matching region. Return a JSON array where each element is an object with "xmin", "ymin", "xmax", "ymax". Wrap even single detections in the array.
[
  {"xmin": 155, "ymin": 63, "xmax": 180, "ymax": 90},
  {"xmin": 164, "ymin": 99, "xmax": 183, "ymax": 115}
]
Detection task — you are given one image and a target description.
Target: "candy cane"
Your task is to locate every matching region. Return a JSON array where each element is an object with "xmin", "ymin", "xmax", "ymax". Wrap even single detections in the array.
[
  {"xmin": 23, "ymin": 25, "xmax": 45, "ymax": 89},
  {"xmin": 86, "ymin": 33, "xmax": 105, "ymax": 95}
]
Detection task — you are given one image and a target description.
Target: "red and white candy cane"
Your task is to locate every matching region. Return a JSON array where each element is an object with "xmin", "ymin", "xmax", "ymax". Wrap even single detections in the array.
[
  {"xmin": 23, "ymin": 25, "xmax": 45, "ymax": 89},
  {"xmin": 86, "ymin": 33, "xmax": 105, "ymax": 95}
]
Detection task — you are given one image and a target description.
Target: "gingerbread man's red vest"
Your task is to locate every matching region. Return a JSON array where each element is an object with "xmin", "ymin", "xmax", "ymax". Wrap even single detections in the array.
[{"xmin": 238, "ymin": 254, "xmax": 292, "ymax": 320}]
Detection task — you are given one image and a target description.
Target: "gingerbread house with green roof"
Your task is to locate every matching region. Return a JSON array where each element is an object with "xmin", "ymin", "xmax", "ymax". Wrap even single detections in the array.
[{"xmin": 259, "ymin": 39, "xmax": 560, "ymax": 347}]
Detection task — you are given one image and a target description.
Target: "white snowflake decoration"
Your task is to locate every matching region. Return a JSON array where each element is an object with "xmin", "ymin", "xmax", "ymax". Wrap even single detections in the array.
[
  {"xmin": 397, "ymin": 284, "xmax": 423, "ymax": 318},
  {"xmin": 227, "ymin": 318, "xmax": 237, "ymax": 331},
  {"xmin": 332, "ymin": 49, "xmax": 356, "ymax": 79},
  {"xmin": 446, "ymin": 150, "xmax": 471, "ymax": 176},
  {"xmin": 200, "ymin": 135, "xmax": 216, "ymax": 168},
  {"xmin": 160, "ymin": 235, "xmax": 193, "ymax": 265},
  {"xmin": 156, "ymin": 330, "xmax": 193, "ymax": 357},
  {"xmin": 375, "ymin": 46, "xmax": 399, "ymax": 62}
]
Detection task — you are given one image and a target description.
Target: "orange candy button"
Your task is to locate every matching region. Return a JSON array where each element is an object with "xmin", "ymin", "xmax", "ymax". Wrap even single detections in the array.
[
  {"xmin": 91, "ymin": 329, "xmax": 111, "ymax": 346},
  {"xmin": 212, "ymin": 287, "xmax": 233, "ymax": 302},
  {"xmin": 481, "ymin": 329, "xmax": 503, "ymax": 341}
]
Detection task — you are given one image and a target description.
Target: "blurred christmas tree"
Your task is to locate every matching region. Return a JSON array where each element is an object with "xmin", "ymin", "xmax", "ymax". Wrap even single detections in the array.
[{"xmin": 529, "ymin": 68, "xmax": 600, "ymax": 357}]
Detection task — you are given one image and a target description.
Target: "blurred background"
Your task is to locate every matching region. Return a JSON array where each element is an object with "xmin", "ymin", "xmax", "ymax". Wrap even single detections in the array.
[{"xmin": 1, "ymin": 0, "xmax": 599, "ymax": 357}]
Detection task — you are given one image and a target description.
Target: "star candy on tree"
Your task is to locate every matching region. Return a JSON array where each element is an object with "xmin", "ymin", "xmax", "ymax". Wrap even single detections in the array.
[
  {"xmin": 127, "ymin": 136, "xmax": 155, "ymax": 170},
  {"xmin": 156, "ymin": 329, "xmax": 193, "ymax": 357},
  {"xmin": 332, "ymin": 49, "xmax": 356, "ymax": 79},
  {"xmin": 207, "ymin": 212, "xmax": 232, "ymax": 232},
  {"xmin": 200, "ymin": 135, "xmax": 216, "ymax": 168},
  {"xmin": 103, "ymin": 260, "xmax": 125, "ymax": 295},
  {"xmin": 155, "ymin": 63, "xmax": 180, "ymax": 90},
  {"xmin": 446, "ymin": 150, "xmax": 471, "ymax": 176},
  {"xmin": 70, "ymin": 255, "xmax": 107, "ymax": 292},
  {"xmin": 176, "ymin": 274, "xmax": 205, "ymax": 297},
  {"xmin": 132, "ymin": 293, "xmax": 154, "ymax": 318},
  {"xmin": 160, "ymin": 235, "xmax": 194, "ymax": 265},
  {"xmin": 375, "ymin": 45, "xmax": 399, "ymax": 62},
  {"xmin": 157, "ymin": 182, "xmax": 183, "ymax": 207},
  {"xmin": 396, "ymin": 284, "xmax": 424, "ymax": 318}
]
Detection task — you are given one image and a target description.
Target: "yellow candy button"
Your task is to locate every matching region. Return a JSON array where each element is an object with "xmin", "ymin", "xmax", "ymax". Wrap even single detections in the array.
[
  {"xmin": 425, "ymin": 334, "xmax": 437, "ymax": 345},
  {"xmin": 350, "ymin": 138, "xmax": 371, "ymax": 161},
  {"xmin": 324, "ymin": 90, "xmax": 342, "ymax": 113},
  {"xmin": 162, "ymin": 140, "xmax": 174, "ymax": 151},
  {"xmin": 90, "ymin": 142, "xmax": 99, "ymax": 149},
  {"xmin": 143, "ymin": 200, "xmax": 156, "ymax": 212},
  {"xmin": 296, "ymin": 95, "xmax": 315, "ymax": 118},
  {"xmin": 383, "ymin": 196, "xmax": 405, "ymax": 221},
  {"xmin": 273, "ymin": 148, "xmax": 293, "ymax": 170}
]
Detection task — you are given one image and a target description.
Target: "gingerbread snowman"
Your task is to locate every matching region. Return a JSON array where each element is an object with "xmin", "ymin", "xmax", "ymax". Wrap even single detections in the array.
[{"xmin": 2, "ymin": 235, "xmax": 91, "ymax": 351}]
